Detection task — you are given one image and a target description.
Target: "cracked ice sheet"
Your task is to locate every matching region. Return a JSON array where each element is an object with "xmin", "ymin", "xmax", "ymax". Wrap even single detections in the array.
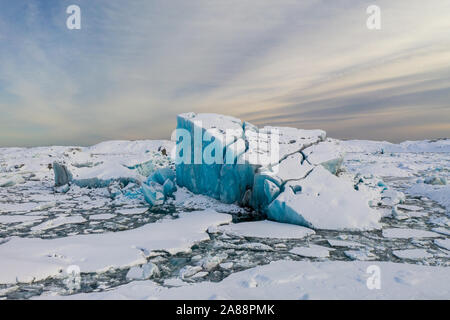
[
  {"xmin": 289, "ymin": 245, "xmax": 333, "ymax": 258},
  {"xmin": 0, "ymin": 210, "xmax": 231, "ymax": 284},
  {"xmin": 39, "ymin": 261, "xmax": 450, "ymax": 300},
  {"xmin": 382, "ymin": 228, "xmax": 441, "ymax": 239},
  {"xmin": 218, "ymin": 220, "xmax": 315, "ymax": 239}
]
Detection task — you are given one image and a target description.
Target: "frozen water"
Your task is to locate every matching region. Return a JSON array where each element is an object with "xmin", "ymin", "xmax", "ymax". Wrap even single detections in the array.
[{"xmin": 0, "ymin": 117, "xmax": 448, "ymax": 299}]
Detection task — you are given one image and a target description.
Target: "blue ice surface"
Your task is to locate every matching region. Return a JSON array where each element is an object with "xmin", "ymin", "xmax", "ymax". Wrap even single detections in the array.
[
  {"xmin": 267, "ymin": 196, "xmax": 312, "ymax": 228},
  {"xmin": 163, "ymin": 179, "xmax": 177, "ymax": 197},
  {"xmin": 142, "ymin": 181, "xmax": 165, "ymax": 206},
  {"xmin": 142, "ymin": 167, "xmax": 177, "ymax": 205},
  {"xmin": 175, "ymin": 114, "xmax": 255, "ymax": 204}
]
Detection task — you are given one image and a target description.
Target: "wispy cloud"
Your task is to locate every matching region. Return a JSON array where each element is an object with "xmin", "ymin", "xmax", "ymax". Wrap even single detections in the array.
[{"xmin": 0, "ymin": 0, "xmax": 449, "ymax": 146}]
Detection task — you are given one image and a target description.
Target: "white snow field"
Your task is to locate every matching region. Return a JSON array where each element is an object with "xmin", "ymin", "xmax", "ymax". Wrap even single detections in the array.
[
  {"xmin": 0, "ymin": 113, "xmax": 449, "ymax": 299},
  {"xmin": 38, "ymin": 261, "xmax": 450, "ymax": 300}
]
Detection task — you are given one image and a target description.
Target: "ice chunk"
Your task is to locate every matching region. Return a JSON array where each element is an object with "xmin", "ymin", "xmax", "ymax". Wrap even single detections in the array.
[
  {"xmin": 289, "ymin": 244, "xmax": 333, "ymax": 258},
  {"xmin": 393, "ymin": 249, "xmax": 433, "ymax": 260},
  {"xmin": 0, "ymin": 174, "xmax": 26, "ymax": 187},
  {"xmin": 434, "ymin": 239, "xmax": 450, "ymax": 251},
  {"xmin": 382, "ymin": 228, "xmax": 440, "ymax": 239},
  {"xmin": 424, "ymin": 176, "xmax": 446, "ymax": 185},
  {"xmin": 148, "ymin": 167, "xmax": 176, "ymax": 185},
  {"xmin": 327, "ymin": 239, "xmax": 364, "ymax": 248},
  {"xmin": 263, "ymin": 179, "xmax": 280, "ymax": 204},
  {"xmin": 126, "ymin": 262, "xmax": 159, "ymax": 280},
  {"xmin": 53, "ymin": 162, "xmax": 73, "ymax": 187},
  {"xmin": 380, "ymin": 188, "xmax": 405, "ymax": 206},
  {"xmin": 344, "ymin": 249, "xmax": 378, "ymax": 261},
  {"xmin": 142, "ymin": 182, "xmax": 165, "ymax": 206},
  {"xmin": 268, "ymin": 167, "xmax": 381, "ymax": 230},
  {"xmin": 218, "ymin": 220, "xmax": 314, "ymax": 239},
  {"xmin": 163, "ymin": 179, "xmax": 177, "ymax": 197}
]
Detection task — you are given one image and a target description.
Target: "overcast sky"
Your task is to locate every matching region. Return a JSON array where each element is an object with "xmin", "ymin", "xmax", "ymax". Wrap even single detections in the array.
[{"xmin": 0, "ymin": 0, "xmax": 449, "ymax": 147}]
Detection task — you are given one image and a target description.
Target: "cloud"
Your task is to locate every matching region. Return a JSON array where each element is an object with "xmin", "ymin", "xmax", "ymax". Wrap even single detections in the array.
[{"xmin": 0, "ymin": 0, "xmax": 449, "ymax": 146}]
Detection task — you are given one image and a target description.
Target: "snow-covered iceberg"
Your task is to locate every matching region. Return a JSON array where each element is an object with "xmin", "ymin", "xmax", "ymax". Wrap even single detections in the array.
[{"xmin": 174, "ymin": 113, "xmax": 380, "ymax": 230}]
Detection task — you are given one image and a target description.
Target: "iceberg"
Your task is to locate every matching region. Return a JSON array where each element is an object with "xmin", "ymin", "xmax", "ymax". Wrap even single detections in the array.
[{"xmin": 174, "ymin": 113, "xmax": 379, "ymax": 230}]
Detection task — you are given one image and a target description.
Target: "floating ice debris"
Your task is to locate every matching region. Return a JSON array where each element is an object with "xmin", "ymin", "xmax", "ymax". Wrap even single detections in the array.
[
  {"xmin": 344, "ymin": 249, "xmax": 378, "ymax": 261},
  {"xmin": 53, "ymin": 162, "xmax": 73, "ymax": 187},
  {"xmin": 424, "ymin": 176, "xmax": 446, "ymax": 185},
  {"xmin": 382, "ymin": 228, "xmax": 440, "ymax": 239},
  {"xmin": 126, "ymin": 263, "xmax": 159, "ymax": 280},
  {"xmin": 218, "ymin": 220, "xmax": 315, "ymax": 239},
  {"xmin": 289, "ymin": 244, "xmax": 333, "ymax": 258},
  {"xmin": 142, "ymin": 182, "xmax": 165, "ymax": 206},
  {"xmin": 393, "ymin": 249, "xmax": 433, "ymax": 260},
  {"xmin": 0, "ymin": 174, "xmax": 26, "ymax": 187}
]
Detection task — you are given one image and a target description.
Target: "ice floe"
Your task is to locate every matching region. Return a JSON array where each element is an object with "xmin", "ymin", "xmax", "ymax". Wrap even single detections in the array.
[
  {"xmin": 289, "ymin": 245, "xmax": 334, "ymax": 258},
  {"xmin": 218, "ymin": 220, "xmax": 315, "ymax": 239},
  {"xmin": 0, "ymin": 210, "xmax": 231, "ymax": 284},
  {"xmin": 382, "ymin": 228, "xmax": 441, "ymax": 239},
  {"xmin": 393, "ymin": 249, "xmax": 433, "ymax": 260}
]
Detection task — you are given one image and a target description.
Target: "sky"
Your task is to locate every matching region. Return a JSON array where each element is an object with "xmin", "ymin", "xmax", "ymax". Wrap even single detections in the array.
[{"xmin": 0, "ymin": 0, "xmax": 449, "ymax": 147}]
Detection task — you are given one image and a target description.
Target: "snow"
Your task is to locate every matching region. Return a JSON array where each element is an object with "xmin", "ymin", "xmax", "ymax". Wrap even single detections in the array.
[
  {"xmin": 268, "ymin": 166, "xmax": 381, "ymax": 230},
  {"xmin": 0, "ymin": 141, "xmax": 173, "ymax": 185},
  {"xmin": 0, "ymin": 210, "xmax": 231, "ymax": 284},
  {"xmin": 341, "ymin": 139, "xmax": 450, "ymax": 153},
  {"xmin": 0, "ymin": 113, "xmax": 449, "ymax": 299},
  {"xmin": 382, "ymin": 228, "xmax": 441, "ymax": 239},
  {"xmin": 218, "ymin": 220, "xmax": 315, "ymax": 239},
  {"xmin": 39, "ymin": 260, "xmax": 450, "ymax": 300}
]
